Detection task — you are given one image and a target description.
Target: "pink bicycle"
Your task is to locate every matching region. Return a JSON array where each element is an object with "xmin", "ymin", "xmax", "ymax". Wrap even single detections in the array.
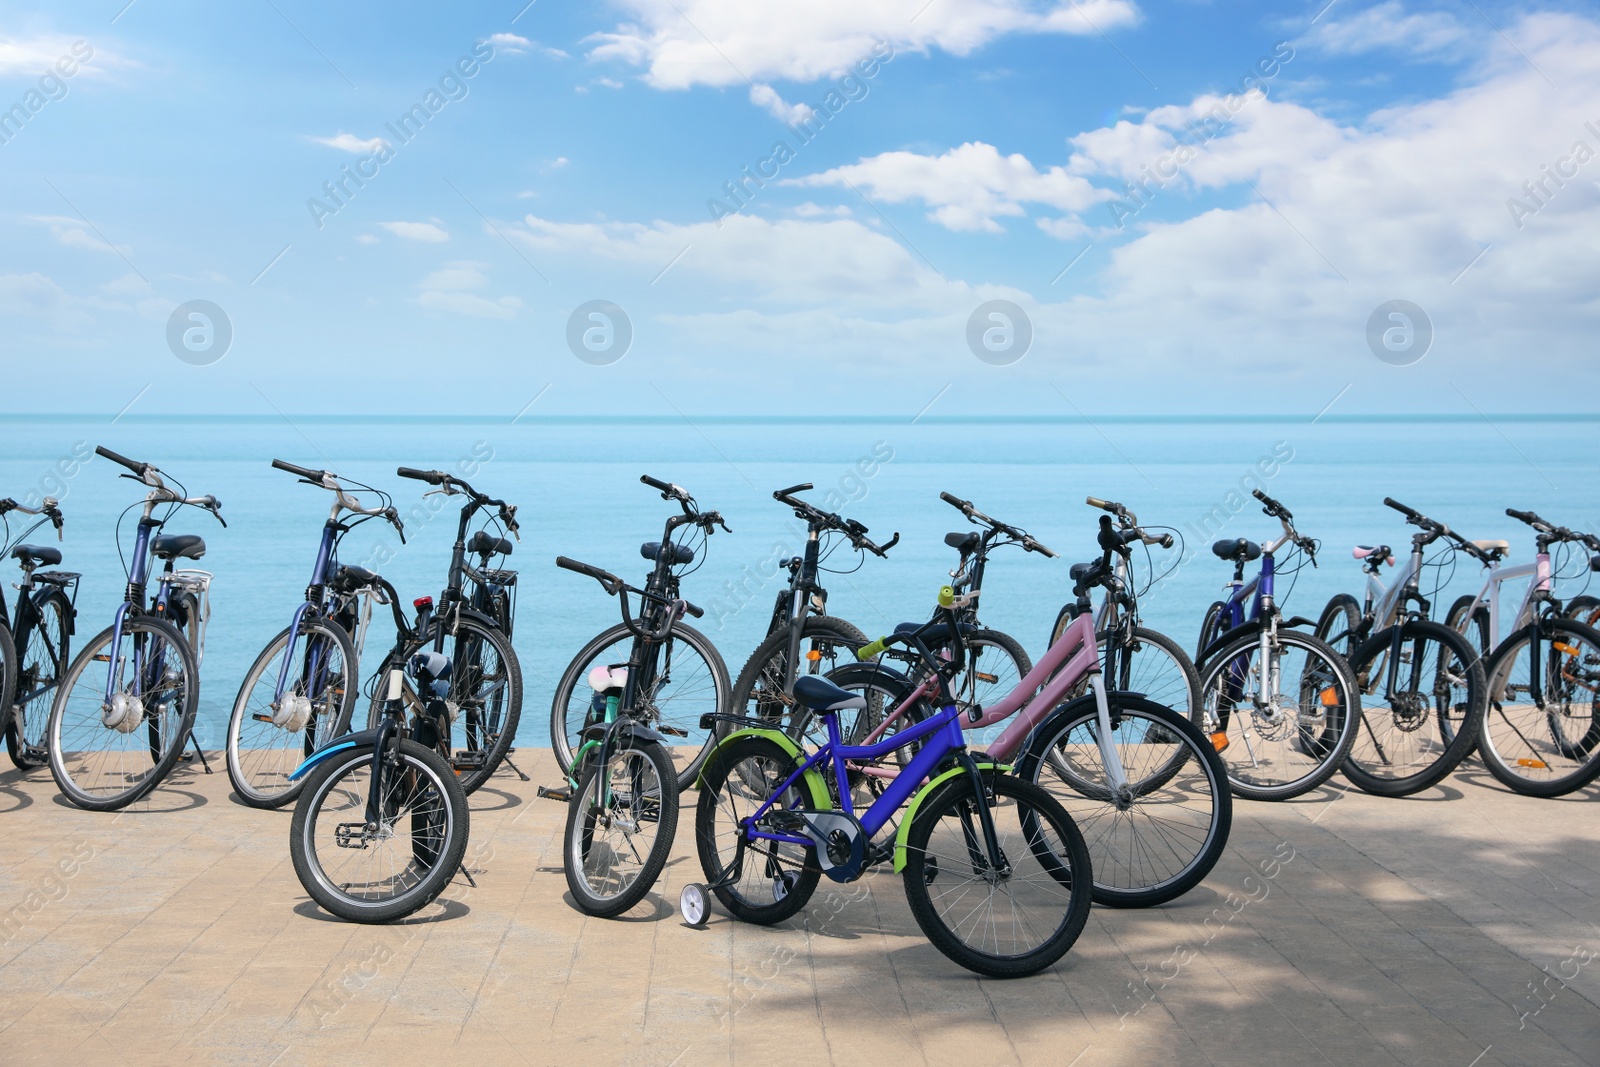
[{"xmin": 828, "ymin": 514, "xmax": 1232, "ymax": 907}]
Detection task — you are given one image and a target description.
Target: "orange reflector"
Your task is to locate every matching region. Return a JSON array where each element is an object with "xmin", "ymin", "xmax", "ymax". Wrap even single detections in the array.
[
  {"xmin": 1210, "ymin": 732, "xmax": 1230, "ymax": 753},
  {"xmin": 1320, "ymin": 687, "xmax": 1339, "ymax": 706},
  {"xmin": 806, "ymin": 650, "xmax": 822, "ymax": 662},
  {"xmin": 976, "ymin": 672, "xmax": 998, "ymax": 684},
  {"xmin": 1553, "ymin": 642, "xmax": 1578, "ymax": 656},
  {"xmin": 1517, "ymin": 758, "xmax": 1548, "ymax": 769},
  {"xmin": 92, "ymin": 654, "xmax": 110, "ymax": 662}
]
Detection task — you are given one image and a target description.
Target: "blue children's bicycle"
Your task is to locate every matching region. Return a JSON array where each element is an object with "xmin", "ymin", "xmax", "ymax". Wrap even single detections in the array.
[{"xmin": 681, "ymin": 586, "xmax": 1093, "ymax": 978}]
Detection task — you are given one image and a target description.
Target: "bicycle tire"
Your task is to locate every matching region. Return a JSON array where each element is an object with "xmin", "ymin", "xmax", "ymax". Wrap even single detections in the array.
[
  {"xmin": 694, "ymin": 735, "xmax": 822, "ymax": 925},
  {"xmin": 1341, "ymin": 619, "xmax": 1484, "ymax": 797},
  {"xmin": 1195, "ymin": 624, "xmax": 1359, "ymax": 801},
  {"xmin": 289, "ymin": 737, "xmax": 470, "ymax": 922},
  {"xmin": 47, "ymin": 615, "xmax": 199, "ymax": 811},
  {"xmin": 7, "ymin": 590, "xmax": 72, "ymax": 770},
  {"xmin": 550, "ymin": 620, "xmax": 729, "ymax": 792},
  {"xmin": 1314, "ymin": 594, "xmax": 1363, "ymax": 659},
  {"xmin": 371, "ymin": 613, "xmax": 522, "ymax": 796},
  {"xmin": 564, "ymin": 738, "xmax": 679, "ymax": 917},
  {"xmin": 1017, "ymin": 695, "xmax": 1231, "ymax": 907},
  {"xmin": 0, "ymin": 620, "xmax": 19, "ymax": 768},
  {"xmin": 730, "ymin": 615, "xmax": 868, "ymax": 743},
  {"xmin": 227, "ymin": 618, "xmax": 358, "ymax": 809},
  {"xmin": 941, "ymin": 629, "xmax": 1031, "ymax": 752},
  {"xmin": 1564, "ymin": 596, "xmax": 1600, "ymax": 625},
  {"xmin": 1478, "ymin": 617, "xmax": 1600, "ymax": 797},
  {"xmin": 901, "ymin": 771, "xmax": 1093, "ymax": 978},
  {"xmin": 1062, "ymin": 621, "xmax": 1201, "ymax": 723}
]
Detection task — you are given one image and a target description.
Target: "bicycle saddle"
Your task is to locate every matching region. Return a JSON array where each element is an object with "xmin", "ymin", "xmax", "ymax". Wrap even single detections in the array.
[
  {"xmin": 1069, "ymin": 561, "xmax": 1097, "ymax": 581},
  {"xmin": 1472, "ymin": 539, "xmax": 1511, "ymax": 561},
  {"xmin": 1211, "ymin": 538, "xmax": 1261, "ymax": 563},
  {"xmin": 10, "ymin": 544, "xmax": 62, "ymax": 567},
  {"xmin": 892, "ymin": 619, "xmax": 975, "ymax": 644},
  {"xmin": 793, "ymin": 675, "xmax": 867, "ymax": 714},
  {"xmin": 151, "ymin": 533, "xmax": 206, "ymax": 561},
  {"xmin": 331, "ymin": 563, "xmax": 379, "ymax": 592},
  {"xmin": 468, "ymin": 530, "xmax": 513, "ymax": 558},
  {"xmin": 1351, "ymin": 544, "xmax": 1392, "ymax": 562},
  {"xmin": 640, "ymin": 541, "xmax": 694, "ymax": 564},
  {"xmin": 945, "ymin": 531, "xmax": 979, "ymax": 554}
]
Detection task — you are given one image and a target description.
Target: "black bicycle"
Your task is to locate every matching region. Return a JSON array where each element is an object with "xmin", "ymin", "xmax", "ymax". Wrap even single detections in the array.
[
  {"xmin": 289, "ymin": 600, "xmax": 470, "ymax": 923},
  {"xmin": 729, "ymin": 483, "xmax": 895, "ymax": 747},
  {"xmin": 548, "ymin": 475, "xmax": 731, "ymax": 792},
  {"xmin": 0, "ymin": 496, "xmax": 76, "ymax": 771},
  {"xmin": 357, "ymin": 467, "xmax": 525, "ymax": 796}
]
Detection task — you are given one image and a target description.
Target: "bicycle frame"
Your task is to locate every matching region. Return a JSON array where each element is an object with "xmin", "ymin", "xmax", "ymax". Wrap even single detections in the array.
[{"xmin": 1455, "ymin": 556, "xmax": 1549, "ymax": 649}]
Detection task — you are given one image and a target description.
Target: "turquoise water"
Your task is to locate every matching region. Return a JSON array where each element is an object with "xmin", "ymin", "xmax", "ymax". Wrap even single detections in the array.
[{"xmin": 2, "ymin": 414, "xmax": 1597, "ymax": 750}]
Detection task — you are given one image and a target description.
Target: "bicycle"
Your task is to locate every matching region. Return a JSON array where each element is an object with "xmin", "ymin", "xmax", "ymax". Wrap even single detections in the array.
[
  {"xmin": 47, "ymin": 447, "xmax": 225, "ymax": 811},
  {"xmin": 356, "ymin": 467, "xmax": 525, "ymax": 796},
  {"xmin": 1312, "ymin": 498, "xmax": 1489, "ymax": 796},
  {"xmin": 1047, "ymin": 496, "xmax": 1199, "ymax": 723},
  {"xmin": 728, "ymin": 482, "xmax": 894, "ymax": 747},
  {"xmin": 289, "ymin": 638, "xmax": 470, "ymax": 922},
  {"xmin": 1193, "ymin": 489, "xmax": 1360, "ymax": 801},
  {"xmin": 540, "ymin": 555, "xmax": 697, "ymax": 916},
  {"xmin": 226, "ymin": 460, "xmax": 405, "ymax": 808},
  {"xmin": 816, "ymin": 511, "xmax": 1231, "ymax": 907},
  {"xmin": 1461, "ymin": 509, "xmax": 1600, "ymax": 797},
  {"xmin": 682, "ymin": 586, "xmax": 1095, "ymax": 977},
  {"xmin": 549, "ymin": 475, "xmax": 731, "ymax": 792},
  {"xmin": 0, "ymin": 496, "xmax": 76, "ymax": 771}
]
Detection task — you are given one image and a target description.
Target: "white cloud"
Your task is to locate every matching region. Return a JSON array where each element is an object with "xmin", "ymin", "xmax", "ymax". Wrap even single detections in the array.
[
  {"xmin": 789, "ymin": 142, "xmax": 1112, "ymax": 232},
  {"xmin": 101, "ymin": 273, "xmax": 151, "ymax": 296},
  {"xmin": 310, "ymin": 132, "xmax": 388, "ymax": 154},
  {"xmin": 27, "ymin": 214, "xmax": 132, "ymax": 257},
  {"xmin": 596, "ymin": 77, "xmax": 624, "ymax": 89},
  {"xmin": 792, "ymin": 202, "xmax": 851, "ymax": 218},
  {"xmin": 587, "ymin": 0, "xmax": 1139, "ymax": 88},
  {"xmin": 749, "ymin": 84, "xmax": 813, "ymax": 124},
  {"xmin": 0, "ymin": 273, "xmax": 71, "ymax": 316},
  {"xmin": 1307, "ymin": 2, "xmax": 1471, "ymax": 60},
  {"xmin": 379, "ymin": 221, "xmax": 450, "ymax": 243},
  {"xmin": 488, "ymin": 33, "xmax": 533, "ymax": 55},
  {"xmin": 416, "ymin": 262, "xmax": 523, "ymax": 319},
  {"xmin": 355, "ymin": 234, "xmax": 380, "ymax": 245},
  {"xmin": 0, "ymin": 33, "xmax": 118, "ymax": 77}
]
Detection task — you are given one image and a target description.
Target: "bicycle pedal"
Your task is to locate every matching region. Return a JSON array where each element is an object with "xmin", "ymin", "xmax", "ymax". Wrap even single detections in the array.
[
  {"xmin": 975, "ymin": 672, "xmax": 998, "ymax": 684},
  {"xmin": 1210, "ymin": 732, "xmax": 1231, "ymax": 754},
  {"xmin": 451, "ymin": 751, "xmax": 487, "ymax": 769},
  {"xmin": 536, "ymin": 785, "xmax": 572, "ymax": 802},
  {"xmin": 767, "ymin": 809, "xmax": 807, "ymax": 832},
  {"xmin": 658, "ymin": 724, "xmax": 689, "ymax": 738}
]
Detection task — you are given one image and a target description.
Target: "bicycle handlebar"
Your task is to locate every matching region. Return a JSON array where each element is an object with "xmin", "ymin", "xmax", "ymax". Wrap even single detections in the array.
[
  {"xmin": 96, "ymin": 445, "xmax": 149, "ymax": 477},
  {"xmin": 1384, "ymin": 497, "xmax": 1422, "ymax": 521},
  {"xmin": 942, "ymin": 491, "xmax": 1054, "ymax": 556},
  {"xmin": 273, "ymin": 458, "xmax": 327, "ymax": 482},
  {"xmin": 397, "ymin": 467, "xmax": 445, "ymax": 485},
  {"xmin": 775, "ymin": 484, "xmax": 896, "ymax": 557}
]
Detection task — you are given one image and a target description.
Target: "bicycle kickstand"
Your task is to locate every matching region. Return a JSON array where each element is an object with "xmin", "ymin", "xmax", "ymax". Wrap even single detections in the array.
[
  {"xmin": 183, "ymin": 732, "xmax": 214, "ymax": 774},
  {"xmin": 498, "ymin": 750, "xmax": 532, "ymax": 782},
  {"xmin": 457, "ymin": 862, "xmax": 479, "ymax": 889}
]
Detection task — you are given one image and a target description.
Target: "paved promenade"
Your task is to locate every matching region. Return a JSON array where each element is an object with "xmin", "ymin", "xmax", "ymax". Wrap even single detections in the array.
[{"xmin": 1, "ymin": 751, "xmax": 1595, "ymax": 1066}]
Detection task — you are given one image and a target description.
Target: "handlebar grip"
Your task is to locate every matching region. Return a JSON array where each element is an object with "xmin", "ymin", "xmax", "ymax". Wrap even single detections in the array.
[
  {"xmin": 96, "ymin": 446, "xmax": 145, "ymax": 474},
  {"xmin": 1086, "ymin": 496, "xmax": 1114, "ymax": 511},
  {"xmin": 641, "ymin": 475, "xmax": 673, "ymax": 492},
  {"xmin": 271, "ymin": 458, "xmax": 322, "ymax": 480},
  {"xmin": 1384, "ymin": 497, "xmax": 1421, "ymax": 519},
  {"xmin": 774, "ymin": 483, "xmax": 813, "ymax": 500},
  {"xmin": 397, "ymin": 467, "xmax": 444, "ymax": 485},
  {"xmin": 940, "ymin": 491, "xmax": 970, "ymax": 510},
  {"xmin": 1506, "ymin": 508, "xmax": 1540, "ymax": 525},
  {"xmin": 857, "ymin": 636, "xmax": 889, "ymax": 661},
  {"xmin": 681, "ymin": 600, "xmax": 705, "ymax": 619},
  {"xmin": 556, "ymin": 555, "xmax": 616, "ymax": 586}
]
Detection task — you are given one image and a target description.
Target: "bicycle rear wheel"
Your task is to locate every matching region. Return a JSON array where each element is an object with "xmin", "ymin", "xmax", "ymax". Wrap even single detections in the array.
[
  {"xmin": 901, "ymin": 771, "xmax": 1093, "ymax": 978},
  {"xmin": 47, "ymin": 616, "xmax": 198, "ymax": 811},
  {"xmin": 564, "ymin": 738, "xmax": 678, "ymax": 917},
  {"xmin": 1017, "ymin": 695, "xmax": 1230, "ymax": 907},
  {"xmin": 289, "ymin": 738, "xmax": 469, "ymax": 922},
  {"xmin": 0, "ymin": 621, "xmax": 17, "ymax": 768},
  {"xmin": 228, "ymin": 619, "xmax": 357, "ymax": 808},
  {"xmin": 1478, "ymin": 618, "xmax": 1600, "ymax": 797},
  {"xmin": 731, "ymin": 615, "xmax": 867, "ymax": 742},
  {"xmin": 7, "ymin": 591, "xmax": 72, "ymax": 770}
]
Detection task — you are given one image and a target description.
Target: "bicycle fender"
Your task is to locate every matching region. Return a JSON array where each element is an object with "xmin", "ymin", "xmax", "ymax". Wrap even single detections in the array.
[
  {"xmin": 289, "ymin": 728, "xmax": 379, "ymax": 782},
  {"xmin": 1195, "ymin": 619, "xmax": 1267, "ymax": 669},
  {"xmin": 893, "ymin": 761, "xmax": 1009, "ymax": 874},
  {"xmin": 695, "ymin": 727, "xmax": 831, "ymax": 806}
]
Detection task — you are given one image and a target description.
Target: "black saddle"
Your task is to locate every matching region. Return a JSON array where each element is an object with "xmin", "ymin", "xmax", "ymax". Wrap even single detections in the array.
[
  {"xmin": 333, "ymin": 563, "xmax": 379, "ymax": 591},
  {"xmin": 11, "ymin": 544, "xmax": 62, "ymax": 567},
  {"xmin": 893, "ymin": 619, "xmax": 974, "ymax": 645},
  {"xmin": 468, "ymin": 530, "xmax": 513, "ymax": 557},
  {"xmin": 640, "ymin": 541, "xmax": 694, "ymax": 565},
  {"xmin": 1211, "ymin": 538, "xmax": 1261, "ymax": 563},
  {"xmin": 793, "ymin": 675, "xmax": 867, "ymax": 714},
  {"xmin": 945, "ymin": 531, "xmax": 979, "ymax": 555},
  {"xmin": 151, "ymin": 534, "xmax": 206, "ymax": 561}
]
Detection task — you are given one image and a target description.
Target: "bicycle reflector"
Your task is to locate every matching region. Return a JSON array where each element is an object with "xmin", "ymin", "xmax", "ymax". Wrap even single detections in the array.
[{"xmin": 413, "ymin": 596, "xmax": 434, "ymax": 610}]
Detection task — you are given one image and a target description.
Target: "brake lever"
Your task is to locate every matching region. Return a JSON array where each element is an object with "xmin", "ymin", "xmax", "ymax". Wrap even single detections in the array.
[{"xmin": 386, "ymin": 506, "xmax": 407, "ymax": 545}]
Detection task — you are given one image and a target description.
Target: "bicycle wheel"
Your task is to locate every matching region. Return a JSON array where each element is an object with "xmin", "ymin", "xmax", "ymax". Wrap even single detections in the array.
[
  {"xmin": 1196, "ymin": 601, "xmax": 1228, "ymax": 663},
  {"xmin": 0, "ymin": 621, "xmax": 18, "ymax": 767},
  {"xmin": 1444, "ymin": 595, "xmax": 1492, "ymax": 667},
  {"xmin": 227, "ymin": 618, "xmax": 358, "ymax": 809},
  {"xmin": 1195, "ymin": 625, "xmax": 1358, "ymax": 801},
  {"xmin": 694, "ymin": 735, "xmax": 821, "ymax": 925},
  {"xmin": 1017, "ymin": 695, "xmax": 1230, "ymax": 907},
  {"xmin": 1341, "ymin": 620, "xmax": 1484, "ymax": 796},
  {"xmin": 901, "ymin": 771, "xmax": 1093, "ymax": 978},
  {"xmin": 373, "ymin": 614, "xmax": 522, "ymax": 796},
  {"xmin": 7, "ymin": 591, "xmax": 72, "ymax": 770},
  {"xmin": 289, "ymin": 737, "xmax": 470, "ymax": 922},
  {"xmin": 1314, "ymin": 594, "xmax": 1363, "ymax": 659},
  {"xmin": 730, "ymin": 615, "xmax": 867, "ymax": 743},
  {"xmin": 941, "ymin": 629, "xmax": 1030, "ymax": 752},
  {"xmin": 564, "ymin": 738, "xmax": 678, "ymax": 917},
  {"xmin": 1564, "ymin": 596, "xmax": 1600, "ymax": 626},
  {"xmin": 47, "ymin": 616, "xmax": 198, "ymax": 811},
  {"xmin": 1056, "ymin": 616, "xmax": 1200, "ymax": 723},
  {"xmin": 551, "ymin": 621, "xmax": 728, "ymax": 791},
  {"xmin": 795, "ymin": 662, "xmax": 931, "ymax": 811},
  {"xmin": 1478, "ymin": 618, "xmax": 1600, "ymax": 797}
]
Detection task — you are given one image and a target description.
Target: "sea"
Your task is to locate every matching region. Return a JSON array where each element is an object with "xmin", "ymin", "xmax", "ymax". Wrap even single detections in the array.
[{"xmin": 2, "ymin": 414, "xmax": 1596, "ymax": 750}]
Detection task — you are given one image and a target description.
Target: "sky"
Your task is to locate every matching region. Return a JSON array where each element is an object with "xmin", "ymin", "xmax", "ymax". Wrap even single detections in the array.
[{"xmin": 1, "ymin": 0, "xmax": 1597, "ymax": 418}]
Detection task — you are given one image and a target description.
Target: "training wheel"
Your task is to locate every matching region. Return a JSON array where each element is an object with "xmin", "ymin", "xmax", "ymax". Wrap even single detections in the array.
[{"xmin": 680, "ymin": 882, "xmax": 709, "ymax": 927}]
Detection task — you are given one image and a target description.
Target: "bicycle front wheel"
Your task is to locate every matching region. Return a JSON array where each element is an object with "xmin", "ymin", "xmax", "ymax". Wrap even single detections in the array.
[
  {"xmin": 901, "ymin": 771, "xmax": 1093, "ymax": 978},
  {"xmin": 7, "ymin": 590, "xmax": 72, "ymax": 770},
  {"xmin": 1342, "ymin": 619, "xmax": 1484, "ymax": 796},
  {"xmin": 564, "ymin": 738, "xmax": 678, "ymax": 917},
  {"xmin": 551, "ymin": 621, "xmax": 728, "ymax": 791},
  {"xmin": 1478, "ymin": 618, "xmax": 1600, "ymax": 797},
  {"xmin": 227, "ymin": 618, "xmax": 358, "ymax": 809},
  {"xmin": 47, "ymin": 616, "xmax": 198, "ymax": 811},
  {"xmin": 730, "ymin": 615, "xmax": 867, "ymax": 743},
  {"xmin": 942, "ymin": 629, "xmax": 1030, "ymax": 752},
  {"xmin": 289, "ymin": 738, "xmax": 470, "ymax": 922},
  {"xmin": 1196, "ymin": 625, "xmax": 1358, "ymax": 801},
  {"xmin": 1054, "ymin": 614, "xmax": 1200, "ymax": 723},
  {"xmin": 1017, "ymin": 695, "xmax": 1230, "ymax": 907}
]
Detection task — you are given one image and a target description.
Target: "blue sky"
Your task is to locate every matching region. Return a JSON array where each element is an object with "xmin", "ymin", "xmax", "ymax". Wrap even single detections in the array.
[{"xmin": 2, "ymin": 0, "xmax": 1597, "ymax": 417}]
